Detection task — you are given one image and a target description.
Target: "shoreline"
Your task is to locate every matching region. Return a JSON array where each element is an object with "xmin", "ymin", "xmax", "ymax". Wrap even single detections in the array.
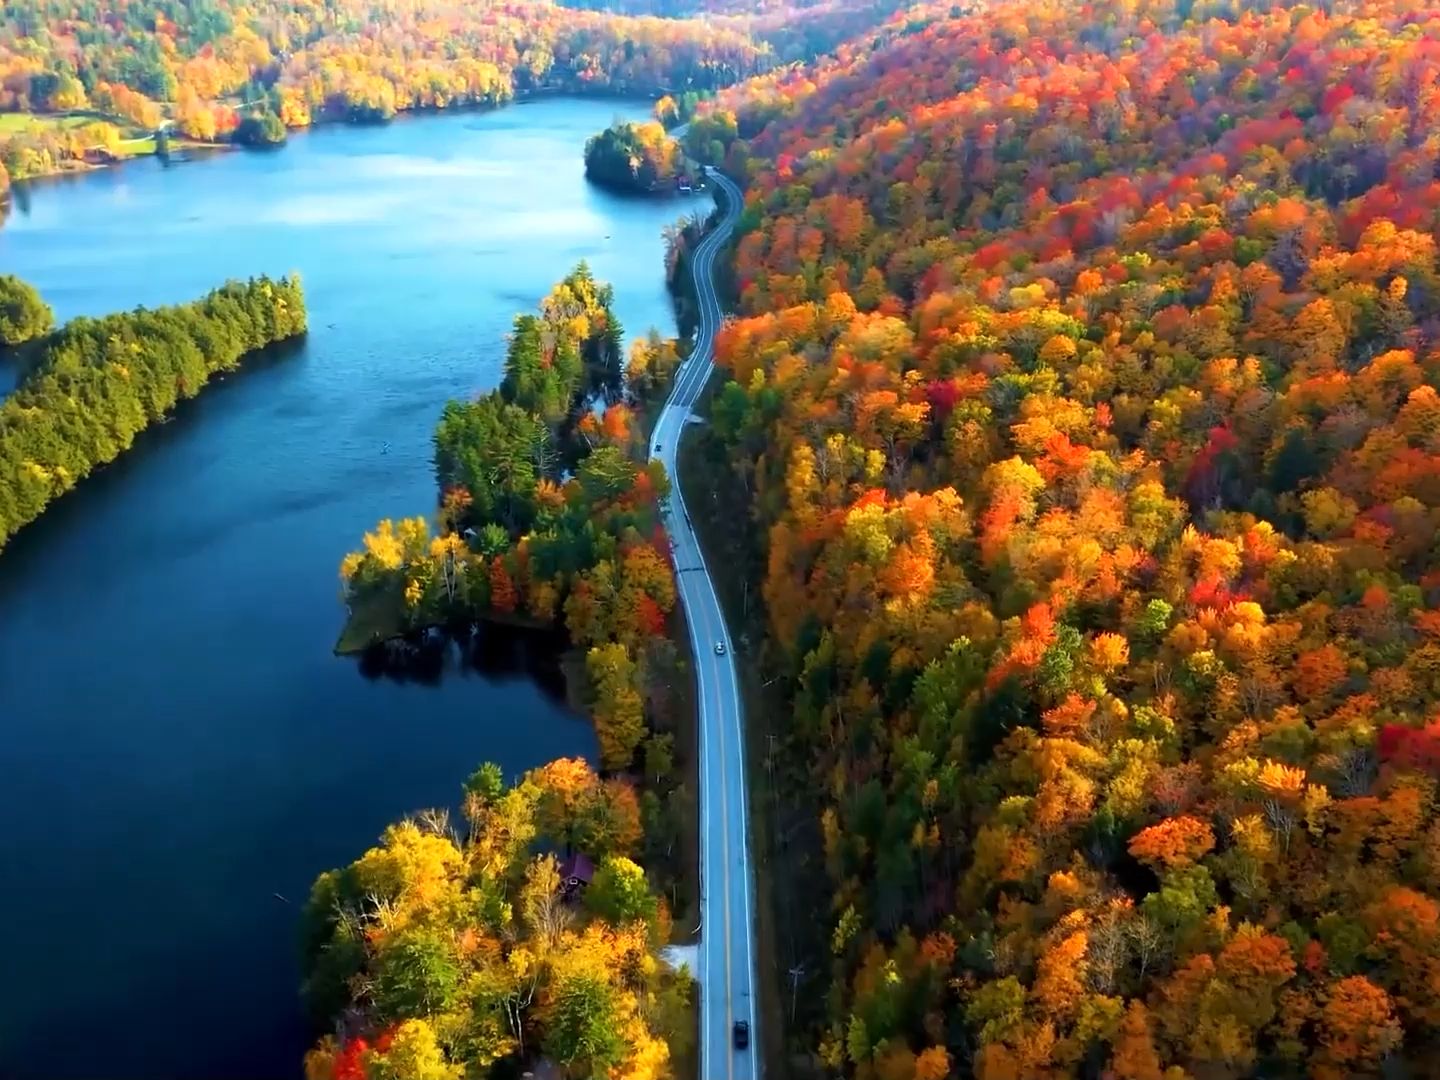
[
  {"xmin": 4, "ymin": 86, "xmax": 668, "ymax": 189},
  {"xmin": 6, "ymin": 140, "xmax": 238, "ymax": 189},
  {"xmin": 0, "ymin": 98, "xmax": 681, "ymax": 1080}
]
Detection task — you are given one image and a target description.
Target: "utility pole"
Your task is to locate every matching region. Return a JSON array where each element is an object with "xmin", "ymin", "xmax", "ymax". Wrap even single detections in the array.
[{"xmin": 788, "ymin": 964, "xmax": 805, "ymax": 1024}]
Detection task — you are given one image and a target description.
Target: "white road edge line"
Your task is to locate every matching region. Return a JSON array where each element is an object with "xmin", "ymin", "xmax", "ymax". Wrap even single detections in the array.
[{"xmin": 650, "ymin": 168, "xmax": 756, "ymax": 1080}]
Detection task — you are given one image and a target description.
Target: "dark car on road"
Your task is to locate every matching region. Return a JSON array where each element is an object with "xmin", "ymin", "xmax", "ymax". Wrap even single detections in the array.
[{"xmin": 733, "ymin": 1020, "xmax": 749, "ymax": 1050}]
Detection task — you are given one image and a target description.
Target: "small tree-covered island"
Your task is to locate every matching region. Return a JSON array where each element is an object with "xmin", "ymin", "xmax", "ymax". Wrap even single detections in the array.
[
  {"xmin": 0, "ymin": 275, "xmax": 306, "ymax": 550},
  {"xmin": 583, "ymin": 121, "xmax": 689, "ymax": 195}
]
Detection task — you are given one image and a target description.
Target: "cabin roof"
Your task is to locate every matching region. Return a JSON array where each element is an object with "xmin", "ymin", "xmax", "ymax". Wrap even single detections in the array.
[{"xmin": 559, "ymin": 852, "xmax": 595, "ymax": 884}]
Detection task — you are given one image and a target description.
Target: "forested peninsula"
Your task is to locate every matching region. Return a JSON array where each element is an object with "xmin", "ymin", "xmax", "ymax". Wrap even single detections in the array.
[
  {"xmin": 0, "ymin": 275, "xmax": 306, "ymax": 550},
  {"xmin": 319, "ymin": 264, "xmax": 694, "ymax": 1077},
  {"xmin": 337, "ymin": 262, "xmax": 685, "ymax": 775}
]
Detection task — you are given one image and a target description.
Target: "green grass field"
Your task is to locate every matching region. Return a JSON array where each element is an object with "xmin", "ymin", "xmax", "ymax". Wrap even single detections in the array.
[
  {"xmin": 0, "ymin": 112, "xmax": 97, "ymax": 134},
  {"xmin": 0, "ymin": 110, "xmax": 157, "ymax": 140},
  {"xmin": 0, "ymin": 111, "xmax": 189, "ymax": 171}
]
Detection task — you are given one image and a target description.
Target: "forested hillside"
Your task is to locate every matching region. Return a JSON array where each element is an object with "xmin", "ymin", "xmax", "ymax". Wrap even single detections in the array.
[
  {"xmin": 0, "ymin": 0, "xmax": 904, "ymax": 176},
  {"xmin": 687, "ymin": 0, "xmax": 1440, "ymax": 1074},
  {"xmin": 1, "ymin": 0, "xmax": 763, "ymax": 137}
]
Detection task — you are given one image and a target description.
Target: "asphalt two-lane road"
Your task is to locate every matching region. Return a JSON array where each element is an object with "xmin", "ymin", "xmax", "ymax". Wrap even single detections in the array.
[{"xmin": 649, "ymin": 168, "xmax": 759, "ymax": 1080}]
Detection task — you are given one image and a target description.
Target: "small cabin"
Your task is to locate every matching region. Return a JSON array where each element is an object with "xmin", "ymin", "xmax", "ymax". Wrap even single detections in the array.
[{"xmin": 558, "ymin": 853, "xmax": 595, "ymax": 899}]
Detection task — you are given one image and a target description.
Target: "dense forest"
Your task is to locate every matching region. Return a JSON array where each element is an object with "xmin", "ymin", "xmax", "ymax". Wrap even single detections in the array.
[
  {"xmin": 584, "ymin": 120, "xmax": 686, "ymax": 193},
  {"xmin": 667, "ymin": 0, "xmax": 1440, "ymax": 1075},
  {"xmin": 0, "ymin": 275, "xmax": 306, "ymax": 551},
  {"xmin": 0, "ymin": 0, "xmax": 907, "ymax": 181}
]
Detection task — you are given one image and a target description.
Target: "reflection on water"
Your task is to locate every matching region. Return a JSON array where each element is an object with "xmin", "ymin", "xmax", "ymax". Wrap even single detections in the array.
[
  {"xmin": 0, "ymin": 98, "xmax": 698, "ymax": 1080},
  {"xmin": 355, "ymin": 621, "xmax": 572, "ymax": 700}
]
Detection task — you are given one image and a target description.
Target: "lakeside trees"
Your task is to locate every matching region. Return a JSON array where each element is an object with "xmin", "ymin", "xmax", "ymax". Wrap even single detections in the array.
[
  {"xmin": 0, "ymin": 275, "xmax": 305, "ymax": 549},
  {"xmin": 0, "ymin": 274, "xmax": 52, "ymax": 345},
  {"xmin": 326, "ymin": 267, "xmax": 697, "ymax": 1076},
  {"xmin": 0, "ymin": 0, "xmax": 788, "ymax": 146},
  {"xmin": 683, "ymin": 0, "xmax": 1440, "ymax": 1073},
  {"xmin": 0, "ymin": 114, "xmax": 131, "ymax": 183},
  {"xmin": 584, "ymin": 121, "xmax": 685, "ymax": 194},
  {"xmin": 233, "ymin": 111, "xmax": 286, "ymax": 148},
  {"xmin": 300, "ymin": 760, "xmax": 691, "ymax": 1080}
]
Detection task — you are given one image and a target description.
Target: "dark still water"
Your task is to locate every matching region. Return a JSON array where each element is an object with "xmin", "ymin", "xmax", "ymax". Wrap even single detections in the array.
[{"xmin": 0, "ymin": 98, "xmax": 700, "ymax": 1079}]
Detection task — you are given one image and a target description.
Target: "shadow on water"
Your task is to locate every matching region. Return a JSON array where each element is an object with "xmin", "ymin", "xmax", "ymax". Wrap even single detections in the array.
[
  {"xmin": 355, "ymin": 620, "xmax": 571, "ymax": 706},
  {"xmin": 2, "ymin": 179, "xmax": 31, "ymax": 221},
  {"xmin": 0, "ymin": 335, "xmax": 59, "ymax": 401}
]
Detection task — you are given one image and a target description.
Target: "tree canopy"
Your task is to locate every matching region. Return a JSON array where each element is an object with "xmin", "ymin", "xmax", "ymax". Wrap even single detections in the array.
[
  {"xmin": 0, "ymin": 275, "xmax": 305, "ymax": 550},
  {"xmin": 0, "ymin": 274, "xmax": 52, "ymax": 346},
  {"xmin": 679, "ymin": 0, "xmax": 1440, "ymax": 1073},
  {"xmin": 301, "ymin": 761, "xmax": 689, "ymax": 1080},
  {"xmin": 584, "ymin": 121, "xmax": 685, "ymax": 194}
]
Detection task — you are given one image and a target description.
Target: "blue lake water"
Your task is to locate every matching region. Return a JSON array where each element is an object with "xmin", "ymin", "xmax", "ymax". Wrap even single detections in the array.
[{"xmin": 0, "ymin": 97, "xmax": 702, "ymax": 1079}]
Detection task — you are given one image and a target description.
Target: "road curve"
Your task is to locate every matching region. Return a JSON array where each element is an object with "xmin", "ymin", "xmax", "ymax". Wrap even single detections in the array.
[{"xmin": 649, "ymin": 169, "xmax": 758, "ymax": 1080}]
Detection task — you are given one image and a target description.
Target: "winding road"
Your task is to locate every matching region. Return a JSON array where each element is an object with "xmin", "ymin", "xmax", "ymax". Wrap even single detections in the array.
[{"xmin": 649, "ymin": 168, "xmax": 759, "ymax": 1080}]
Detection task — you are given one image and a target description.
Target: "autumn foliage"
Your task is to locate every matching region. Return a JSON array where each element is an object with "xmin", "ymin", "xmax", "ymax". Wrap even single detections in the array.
[
  {"xmin": 689, "ymin": 0, "xmax": 1440, "ymax": 1072},
  {"xmin": 0, "ymin": 0, "xmax": 902, "ymax": 176},
  {"xmin": 300, "ymin": 760, "xmax": 687, "ymax": 1080},
  {"xmin": 339, "ymin": 265, "xmax": 682, "ymax": 779}
]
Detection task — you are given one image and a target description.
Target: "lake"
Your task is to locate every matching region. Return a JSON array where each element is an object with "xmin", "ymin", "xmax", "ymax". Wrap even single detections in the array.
[{"xmin": 0, "ymin": 98, "xmax": 701, "ymax": 1079}]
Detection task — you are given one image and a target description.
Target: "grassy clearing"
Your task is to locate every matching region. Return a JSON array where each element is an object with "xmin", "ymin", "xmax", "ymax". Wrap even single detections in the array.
[
  {"xmin": 0, "ymin": 111, "xmax": 218, "ymax": 174},
  {"xmin": 0, "ymin": 110, "xmax": 156, "ymax": 139},
  {"xmin": 0, "ymin": 112, "xmax": 91, "ymax": 134}
]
